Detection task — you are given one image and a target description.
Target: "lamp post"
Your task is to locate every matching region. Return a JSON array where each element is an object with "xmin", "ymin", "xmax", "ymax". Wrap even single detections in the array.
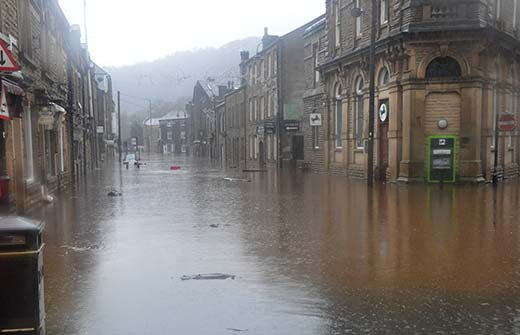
[{"xmin": 352, "ymin": 0, "xmax": 377, "ymax": 186}]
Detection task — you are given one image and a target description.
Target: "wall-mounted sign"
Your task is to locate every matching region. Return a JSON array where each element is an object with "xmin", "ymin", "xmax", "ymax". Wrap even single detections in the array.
[
  {"xmin": 265, "ymin": 122, "xmax": 276, "ymax": 134},
  {"xmin": 96, "ymin": 126, "xmax": 104, "ymax": 134},
  {"xmin": 284, "ymin": 121, "xmax": 300, "ymax": 132},
  {"xmin": 498, "ymin": 113, "xmax": 516, "ymax": 132},
  {"xmin": 310, "ymin": 113, "xmax": 322, "ymax": 127},
  {"xmin": 379, "ymin": 101, "xmax": 389, "ymax": 123}
]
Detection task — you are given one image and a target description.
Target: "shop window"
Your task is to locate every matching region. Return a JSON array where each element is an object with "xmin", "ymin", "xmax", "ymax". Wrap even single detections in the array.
[{"xmin": 425, "ymin": 57, "xmax": 462, "ymax": 79}]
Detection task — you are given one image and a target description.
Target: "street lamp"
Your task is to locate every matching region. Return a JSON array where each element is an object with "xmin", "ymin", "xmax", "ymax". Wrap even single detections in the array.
[{"xmin": 352, "ymin": 0, "xmax": 377, "ymax": 186}]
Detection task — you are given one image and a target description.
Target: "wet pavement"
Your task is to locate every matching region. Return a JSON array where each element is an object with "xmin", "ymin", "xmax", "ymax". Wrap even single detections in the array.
[{"xmin": 33, "ymin": 156, "xmax": 520, "ymax": 334}]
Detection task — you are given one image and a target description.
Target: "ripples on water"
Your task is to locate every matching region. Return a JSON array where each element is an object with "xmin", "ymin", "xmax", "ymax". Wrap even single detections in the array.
[{"xmin": 33, "ymin": 156, "xmax": 520, "ymax": 334}]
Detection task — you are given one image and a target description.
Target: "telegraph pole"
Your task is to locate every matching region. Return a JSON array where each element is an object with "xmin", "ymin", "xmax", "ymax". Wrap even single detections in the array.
[
  {"xmin": 148, "ymin": 99, "xmax": 152, "ymax": 160},
  {"xmin": 118, "ymin": 91, "xmax": 122, "ymax": 163}
]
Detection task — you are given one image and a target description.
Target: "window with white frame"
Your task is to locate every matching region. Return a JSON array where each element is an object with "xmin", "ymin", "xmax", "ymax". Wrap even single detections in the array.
[
  {"xmin": 335, "ymin": 1, "xmax": 341, "ymax": 48},
  {"xmin": 335, "ymin": 83, "xmax": 343, "ymax": 148},
  {"xmin": 355, "ymin": 77, "xmax": 365, "ymax": 149},
  {"xmin": 260, "ymin": 96, "xmax": 265, "ymax": 120},
  {"xmin": 267, "ymin": 54, "xmax": 272, "ymax": 77},
  {"xmin": 267, "ymin": 93, "xmax": 271, "ymax": 117},
  {"xmin": 355, "ymin": 0, "xmax": 362, "ymax": 38},
  {"xmin": 514, "ymin": 0, "xmax": 518, "ymax": 29},
  {"xmin": 380, "ymin": 0, "xmax": 388, "ymax": 25}
]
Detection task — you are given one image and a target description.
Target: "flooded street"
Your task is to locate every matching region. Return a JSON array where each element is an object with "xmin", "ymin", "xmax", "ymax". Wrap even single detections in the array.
[{"xmin": 35, "ymin": 156, "xmax": 520, "ymax": 334}]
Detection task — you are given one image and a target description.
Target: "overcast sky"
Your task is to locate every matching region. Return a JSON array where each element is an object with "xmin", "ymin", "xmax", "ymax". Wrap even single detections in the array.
[{"xmin": 58, "ymin": 0, "xmax": 325, "ymax": 68}]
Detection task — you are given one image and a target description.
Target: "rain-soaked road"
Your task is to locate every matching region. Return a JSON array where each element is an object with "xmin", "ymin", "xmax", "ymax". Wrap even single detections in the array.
[{"xmin": 33, "ymin": 156, "xmax": 520, "ymax": 334}]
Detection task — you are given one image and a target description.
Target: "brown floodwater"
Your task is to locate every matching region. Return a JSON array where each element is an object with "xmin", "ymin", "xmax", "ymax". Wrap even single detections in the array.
[{"xmin": 32, "ymin": 156, "xmax": 520, "ymax": 334}]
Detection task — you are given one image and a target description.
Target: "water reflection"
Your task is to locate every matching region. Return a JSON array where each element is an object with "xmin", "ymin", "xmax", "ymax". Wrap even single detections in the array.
[{"xmin": 34, "ymin": 157, "xmax": 520, "ymax": 334}]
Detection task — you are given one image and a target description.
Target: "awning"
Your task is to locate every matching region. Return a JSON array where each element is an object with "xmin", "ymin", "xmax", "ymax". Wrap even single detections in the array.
[{"xmin": 2, "ymin": 80, "xmax": 24, "ymax": 97}]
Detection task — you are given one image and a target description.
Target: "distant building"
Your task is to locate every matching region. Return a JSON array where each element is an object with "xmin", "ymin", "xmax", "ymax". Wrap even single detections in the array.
[
  {"xmin": 143, "ymin": 118, "xmax": 161, "ymax": 153},
  {"xmin": 241, "ymin": 21, "xmax": 325, "ymax": 170},
  {"xmin": 159, "ymin": 111, "xmax": 189, "ymax": 154},
  {"xmin": 224, "ymin": 87, "xmax": 246, "ymax": 169},
  {"xmin": 190, "ymin": 80, "xmax": 232, "ymax": 158}
]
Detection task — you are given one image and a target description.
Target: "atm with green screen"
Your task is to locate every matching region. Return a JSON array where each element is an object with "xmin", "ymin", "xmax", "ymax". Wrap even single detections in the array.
[{"xmin": 427, "ymin": 136, "xmax": 457, "ymax": 183}]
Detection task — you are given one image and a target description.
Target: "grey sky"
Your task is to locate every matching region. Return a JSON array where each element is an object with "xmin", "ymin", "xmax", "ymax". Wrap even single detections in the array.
[{"xmin": 58, "ymin": 0, "xmax": 325, "ymax": 67}]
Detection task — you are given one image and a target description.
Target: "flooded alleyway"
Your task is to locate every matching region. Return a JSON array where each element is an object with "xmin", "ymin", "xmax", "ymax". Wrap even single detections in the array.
[{"xmin": 35, "ymin": 156, "xmax": 520, "ymax": 334}]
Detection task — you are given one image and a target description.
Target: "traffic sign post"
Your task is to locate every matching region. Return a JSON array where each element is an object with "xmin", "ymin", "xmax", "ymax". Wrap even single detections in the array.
[{"xmin": 0, "ymin": 39, "xmax": 19, "ymax": 72}]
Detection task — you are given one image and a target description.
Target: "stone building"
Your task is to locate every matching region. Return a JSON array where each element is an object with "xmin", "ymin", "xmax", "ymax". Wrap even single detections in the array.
[
  {"xmin": 143, "ymin": 117, "xmax": 160, "ymax": 153},
  {"xmin": 0, "ymin": 0, "xmax": 111, "ymax": 213},
  {"xmin": 159, "ymin": 111, "xmax": 188, "ymax": 154},
  {"xmin": 190, "ymin": 80, "xmax": 231, "ymax": 158},
  {"xmin": 241, "ymin": 21, "xmax": 327, "ymax": 170},
  {"xmin": 318, "ymin": 0, "xmax": 520, "ymax": 182},
  {"xmin": 224, "ymin": 87, "xmax": 246, "ymax": 169},
  {"xmin": 302, "ymin": 15, "xmax": 327, "ymax": 173},
  {"xmin": 93, "ymin": 63, "xmax": 115, "ymax": 162}
]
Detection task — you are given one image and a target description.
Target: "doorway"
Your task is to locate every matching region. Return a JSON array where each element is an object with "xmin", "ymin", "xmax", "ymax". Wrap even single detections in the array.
[
  {"xmin": 259, "ymin": 141, "xmax": 265, "ymax": 168},
  {"xmin": 378, "ymin": 101, "xmax": 389, "ymax": 182},
  {"xmin": 292, "ymin": 135, "xmax": 304, "ymax": 161}
]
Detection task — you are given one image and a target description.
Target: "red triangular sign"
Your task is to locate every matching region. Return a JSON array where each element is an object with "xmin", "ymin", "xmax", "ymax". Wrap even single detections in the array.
[
  {"xmin": 0, "ymin": 40, "xmax": 19, "ymax": 72},
  {"xmin": 0, "ymin": 85, "xmax": 9, "ymax": 120}
]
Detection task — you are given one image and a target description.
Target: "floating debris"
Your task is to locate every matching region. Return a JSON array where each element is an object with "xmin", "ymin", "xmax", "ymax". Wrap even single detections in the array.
[
  {"xmin": 170, "ymin": 166, "xmax": 182, "ymax": 171},
  {"xmin": 209, "ymin": 224, "xmax": 220, "ymax": 228},
  {"xmin": 181, "ymin": 273, "xmax": 236, "ymax": 281},
  {"xmin": 107, "ymin": 190, "xmax": 122, "ymax": 197},
  {"xmin": 227, "ymin": 328, "xmax": 248, "ymax": 332},
  {"xmin": 224, "ymin": 177, "xmax": 251, "ymax": 182}
]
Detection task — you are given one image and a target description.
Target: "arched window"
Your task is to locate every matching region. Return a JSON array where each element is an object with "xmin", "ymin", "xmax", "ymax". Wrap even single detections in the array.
[
  {"xmin": 378, "ymin": 67, "xmax": 390, "ymax": 87},
  {"xmin": 355, "ymin": 77, "xmax": 364, "ymax": 149},
  {"xmin": 425, "ymin": 57, "xmax": 462, "ymax": 79},
  {"xmin": 335, "ymin": 83, "xmax": 343, "ymax": 148}
]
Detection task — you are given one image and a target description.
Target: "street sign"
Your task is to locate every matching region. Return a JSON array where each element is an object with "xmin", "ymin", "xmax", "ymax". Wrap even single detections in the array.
[
  {"xmin": 0, "ymin": 39, "xmax": 19, "ymax": 72},
  {"xmin": 498, "ymin": 113, "xmax": 516, "ymax": 132},
  {"xmin": 309, "ymin": 113, "xmax": 322, "ymax": 127},
  {"xmin": 0, "ymin": 86, "xmax": 8, "ymax": 120},
  {"xmin": 379, "ymin": 102, "xmax": 388, "ymax": 122}
]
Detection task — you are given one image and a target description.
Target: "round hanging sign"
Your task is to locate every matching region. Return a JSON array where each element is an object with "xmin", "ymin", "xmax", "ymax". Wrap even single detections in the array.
[{"xmin": 379, "ymin": 103, "xmax": 389, "ymax": 122}]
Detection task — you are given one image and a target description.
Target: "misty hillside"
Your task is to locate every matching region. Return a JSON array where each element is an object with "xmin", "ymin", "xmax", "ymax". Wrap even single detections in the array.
[{"xmin": 108, "ymin": 37, "xmax": 261, "ymax": 114}]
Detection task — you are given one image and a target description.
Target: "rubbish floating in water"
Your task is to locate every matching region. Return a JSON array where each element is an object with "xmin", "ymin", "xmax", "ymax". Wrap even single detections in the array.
[
  {"xmin": 224, "ymin": 177, "xmax": 251, "ymax": 182},
  {"xmin": 227, "ymin": 328, "xmax": 248, "ymax": 332},
  {"xmin": 107, "ymin": 191, "xmax": 122, "ymax": 197},
  {"xmin": 209, "ymin": 224, "xmax": 220, "ymax": 228},
  {"xmin": 170, "ymin": 166, "xmax": 182, "ymax": 171},
  {"xmin": 181, "ymin": 273, "xmax": 236, "ymax": 281}
]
